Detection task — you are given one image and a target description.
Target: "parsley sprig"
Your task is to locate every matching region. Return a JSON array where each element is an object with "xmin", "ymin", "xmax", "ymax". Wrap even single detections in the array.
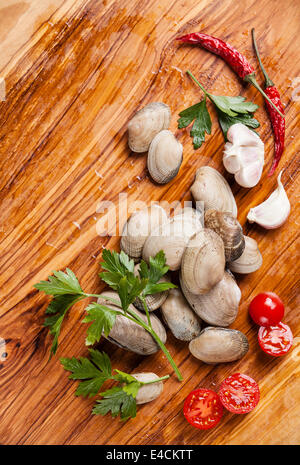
[
  {"xmin": 34, "ymin": 249, "xmax": 182, "ymax": 380},
  {"xmin": 61, "ymin": 349, "xmax": 169, "ymax": 420},
  {"xmin": 178, "ymin": 70, "xmax": 260, "ymax": 148}
]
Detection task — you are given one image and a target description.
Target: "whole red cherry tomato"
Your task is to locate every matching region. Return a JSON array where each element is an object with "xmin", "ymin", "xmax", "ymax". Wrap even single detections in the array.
[
  {"xmin": 258, "ymin": 322, "xmax": 293, "ymax": 356},
  {"xmin": 249, "ymin": 292, "xmax": 284, "ymax": 326},
  {"xmin": 219, "ymin": 373, "xmax": 260, "ymax": 414},
  {"xmin": 183, "ymin": 389, "xmax": 223, "ymax": 430}
]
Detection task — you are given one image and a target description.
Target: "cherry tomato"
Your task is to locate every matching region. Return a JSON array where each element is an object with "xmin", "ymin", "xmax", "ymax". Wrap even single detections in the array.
[
  {"xmin": 183, "ymin": 389, "xmax": 223, "ymax": 430},
  {"xmin": 258, "ymin": 322, "xmax": 293, "ymax": 357},
  {"xmin": 219, "ymin": 373, "xmax": 260, "ymax": 414},
  {"xmin": 249, "ymin": 292, "xmax": 284, "ymax": 326}
]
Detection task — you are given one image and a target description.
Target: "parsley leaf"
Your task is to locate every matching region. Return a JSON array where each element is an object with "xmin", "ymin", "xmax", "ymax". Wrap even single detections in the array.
[
  {"xmin": 92, "ymin": 387, "xmax": 137, "ymax": 421},
  {"xmin": 34, "ymin": 268, "xmax": 83, "ymax": 295},
  {"xmin": 82, "ymin": 303, "xmax": 119, "ymax": 345},
  {"xmin": 208, "ymin": 94, "xmax": 258, "ymax": 117},
  {"xmin": 217, "ymin": 110, "xmax": 260, "ymax": 139},
  {"xmin": 178, "ymin": 98, "xmax": 212, "ymax": 149},
  {"xmin": 137, "ymin": 251, "xmax": 177, "ymax": 297},
  {"xmin": 60, "ymin": 349, "xmax": 112, "ymax": 397}
]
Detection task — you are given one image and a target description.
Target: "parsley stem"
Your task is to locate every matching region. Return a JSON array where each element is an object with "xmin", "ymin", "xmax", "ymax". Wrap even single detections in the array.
[
  {"xmin": 186, "ymin": 70, "xmax": 209, "ymax": 96},
  {"xmin": 147, "ymin": 329, "xmax": 183, "ymax": 382},
  {"xmin": 141, "ymin": 296, "xmax": 152, "ymax": 329},
  {"xmin": 141, "ymin": 375, "xmax": 170, "ymax": 385}
]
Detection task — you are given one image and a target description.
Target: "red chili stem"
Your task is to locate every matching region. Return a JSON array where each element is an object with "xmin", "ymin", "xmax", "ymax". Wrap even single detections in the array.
[
  {"xmin": 177, "ymin": 32, "xmax": 284, "ymax": 118},
  {"xmin": 251, "ymin": 28, "xmax": 274, "ymax": 88}
]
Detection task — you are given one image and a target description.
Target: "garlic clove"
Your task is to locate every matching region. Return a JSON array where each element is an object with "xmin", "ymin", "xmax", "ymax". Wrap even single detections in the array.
[
  {"xmin": 247, "ymin": 171, "xmax": 290, "ymax": 229},
  {"xmin": 223, "ymin": 123, "xmax": 264, "ymax": 188}
]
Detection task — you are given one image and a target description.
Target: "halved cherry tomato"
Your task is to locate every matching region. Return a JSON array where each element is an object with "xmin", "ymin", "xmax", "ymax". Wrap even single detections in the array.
[
  {"xmin": 249, "ymin": 292, "xmax": 284, "ymax": 326},
  {"xmin": 183, "ymin": 389, "xmax": 223, "ymax": 430},
  {"xmin": 258, "ymin": 322, "xmax": 293, "ymax": 356},
  {"xmin": 219, "ymin": 373, "xmax": 260, "ymax": 414}
]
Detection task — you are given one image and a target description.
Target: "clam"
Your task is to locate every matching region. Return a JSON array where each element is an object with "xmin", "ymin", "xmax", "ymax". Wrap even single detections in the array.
[
  {"xmin": 228, "ymin": 235, "xmax": 263, "ymax": 274},
  {"xmin": 191, "ymin": 166, "xmax": 238, "ymax": 217},
  {"xmin": 128, "ymin": 102, "xmax": 171, "ymax": 152},
  {"xmin": 204, "ymin": 209, "xmax": 245, "ymax": 262},
  {"xmin": 181, "ymin": 229, "xmax": 225, "ymax": 294},
  {"xmin": 120, "ymin": 205, "xmax": 168, "ymax": 262},
  {"xmin": 180, "ymin": 270, "xmax": 241, "ymax": 327},
  {"xmin": 147, "ymin": 130, "xmax": 183, "ymax": 184},
  {"xmin": 161, "ymin": 288, "xmax": 202, "ymax": 341},
  {"xmin": 142, "ymin": 207, "xmax": 203, "ymax": 271},
  {"xmin": 133, "ymin": 263, "xmax": 170, "ymax": 312},
  {"xmin": 133, "ymin": 373, "xmax": 164, "ymax": 404},
  {"xmin": 97, "ymin": 291, "xmax": 166, "ymax": 355},
  {"xmin": 189, "ymin": 327, "xmax": 249, "ymax": 364}
]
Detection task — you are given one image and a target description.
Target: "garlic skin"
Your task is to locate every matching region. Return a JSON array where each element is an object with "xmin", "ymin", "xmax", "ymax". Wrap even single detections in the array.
[
  {"xmin": 247, "ymin": 171, "xmax": 290, "ymax": 229},
  {"xmin": 223, "ymin": 123, "xmax": 264, "ymax": 188}
]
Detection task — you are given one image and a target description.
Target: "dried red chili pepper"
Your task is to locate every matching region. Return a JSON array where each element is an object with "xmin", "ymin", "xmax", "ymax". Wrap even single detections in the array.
[
  {"xmin": 251, "ymin": 28, "xmax": 285, "ymax": 176},
  {"xmin": 176, "ymin": 32, "xmax": 284, "ymax": 119}
]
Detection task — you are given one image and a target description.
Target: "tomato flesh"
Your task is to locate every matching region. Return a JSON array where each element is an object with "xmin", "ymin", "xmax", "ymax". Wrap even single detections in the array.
[
  {"xmin": 249, "ymin": 292, "xmax": 284, "ymax": 326},
  {"xmin": 258, "ymin": 322, "xmax": 293, "ymax": 356},
  {"xmin": 183, "ymin": 389, "xmax": 223, "ymax": 430},
  {"xmin": 219, "ymin": 373, "xmax": 260, "ymax": 414}
]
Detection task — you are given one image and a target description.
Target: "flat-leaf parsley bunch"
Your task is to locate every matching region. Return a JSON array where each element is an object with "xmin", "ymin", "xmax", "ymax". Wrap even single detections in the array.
[
  {"xmin": 178, "ymin": 70, "xmax": 260, "ymax": 148},
  {"xmin": 34, "ymin": 249, "xmax": 183, "ymax": 419}
]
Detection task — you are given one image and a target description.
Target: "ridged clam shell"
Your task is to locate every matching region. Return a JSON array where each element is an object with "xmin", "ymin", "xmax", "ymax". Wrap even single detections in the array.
[
  {"xmin": 142, "ymin": 207, "xmax": 203, "ymax": 271},
  {"xmin": 191, "ymin": 166, "xmax": 238, "ymax": 217},
  {"xmin": 133, "ymin": 373, "xmax": 164, "ymax": 404},
  {"xmin": 128, "ymin": 102, "xmax": 171, "ymax": 152},
  {"xmin": 228, "ymin": 235, "xmax": 263, "ymax": 274},
  {"xmin": 204, "ymin": 209, "xmax": 245, "ymax": 262},
  {"xmin": 133, "ymin": 264, "xmax": 170, "ymax": 312},
  {"xmin": 189, "ymin": 327, "xmax": 249, "ymax": 364},
  {"xmin": 147, "ymin": 130, "xmax": 183, "ymax": 184},
  {"xmin": 97, "ymin": 291, "xmax": 166, "ymax": 355},
  {"xmin": 120, "ymin": 205, "xmax": 168, "ymax": 262},
  {"xmin": 161, "ymin": 288, "xmax": 202, "ymax": 341},
  {"xmin": 180, "ymin": 270, "xmax": 241, "ymax": 326},
  {"xmin": 181, "ymin": 228, "xmax": 225, "ymax": 294}
]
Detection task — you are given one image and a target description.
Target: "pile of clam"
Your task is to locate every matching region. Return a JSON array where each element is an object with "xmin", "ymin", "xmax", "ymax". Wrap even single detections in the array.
[
  {"xmin": 128, "ymin": 102, "xmax": 183, "ymax": 184},
  {"xmin": 113, "ymin": 165, "xmax": 263, "ymax": 366}
]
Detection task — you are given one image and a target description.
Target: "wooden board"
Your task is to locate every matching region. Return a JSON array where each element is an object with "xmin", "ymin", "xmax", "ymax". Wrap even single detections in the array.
[{"xmin": 0, "ymin": 0, "xmax": 299, "ymax": 446}]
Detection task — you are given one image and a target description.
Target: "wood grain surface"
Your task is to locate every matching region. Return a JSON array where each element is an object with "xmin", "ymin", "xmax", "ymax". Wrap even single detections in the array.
[{"xmin": 0, "ymin": 0, "xmax": 299, "ymax": 446}]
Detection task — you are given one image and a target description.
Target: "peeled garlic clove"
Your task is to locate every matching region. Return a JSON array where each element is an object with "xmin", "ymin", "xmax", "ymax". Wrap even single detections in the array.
[
  {"xmin": 204, "ymin": 209, "xmax": 245, "ymax": 262},
  {"xmin": 223, "ymin": 123, "xmax": 264, "ymax": 188},
  {"xmin": 161, "ymin": 288, "xmax": 202, "ymax": 341},
  {"xmin": 120, "ymin": 205, "xmax": 168, "ymax": 262},
  {"xmin": 133, "ymin": 373, "xmax": 164, "ymax": 404},
  {"xmin": 142, "ymin": 208, "xmax": 203, "ymax": 271},
  {"xmin": 191, "ymin": 166, "xmax": 237, "ymax": 217},
  {"xmin": 128, "ymin": 102, "xmax": 171, "ymax": 152},
  {"xmin": 181, "ymin": 229, "xmax": 225, "ymax": 294},
  {"xmin": 228, "ymin": 235, "xmax": 262, "ymax": 274},
  {"xmin": 189, "ymin": 327, "xmax": 249, "ymax": 364},
  {"xmin": 247, "ymin": 171, "xmax": 290, "ymax": 229},
  {"xmin": 180, "ymin": 270, "xmax": 241, "ymax": 327},
  {"xmin": 97, "ymin": 291, "xmax": 166, "ymax": 355},
  {"xmin": 133, "ymin": 264, "xmax": 170, "ymax": 312},
  {"xmin": 147, "ymin": 130, "xmax": 183, "ymax": 184}
]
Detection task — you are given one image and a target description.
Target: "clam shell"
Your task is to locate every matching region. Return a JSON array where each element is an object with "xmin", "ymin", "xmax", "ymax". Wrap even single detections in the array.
[
  {"xmin": 180, "ymin": 270, "xmax": 241, "ymax": 326},
  {"xmin": 189, "ymin": 327, "xmax": 249, "ymax": 364},
  {"xmin": 97, "ymin": 291, "xmax": 166, "ymax": 355},
  {"xmin": 181, "ymin": 228, "xmax": 225, "ymax": 294},
  {"xmin": 142, "ymin": 207, "xmax": 203, "ymax": 271},
  {"xmin": 161, "ymin": 288, "xmax": 202, "ymax": 341},
  {"xmin": 120, "ymin": 205, "xmax": 168, "ymax": 262},
  {"xmin": 191, "ymin": 166, "xmax": 237, "ymax": 217},
  {"xmin": 133, "ymin": 373, "xmax": 164, "ymax": 404},
  {"xmin": 147, "ymin": 130, "xmax": 183, "ymax": 184},
  {"xmin": 228, "ymin": 235, "xmax": 263, "ymax": 274},
  {"xmin": 133, "ymin": 264, "xmax": 170, "ymax": 312},
  {"xmin": 204, "ymin": 209, "xmax": 245, "ymax": 262},
  {"xmin": 128, "ymin": 102, "xmax": 171, "ymax": 153}
]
